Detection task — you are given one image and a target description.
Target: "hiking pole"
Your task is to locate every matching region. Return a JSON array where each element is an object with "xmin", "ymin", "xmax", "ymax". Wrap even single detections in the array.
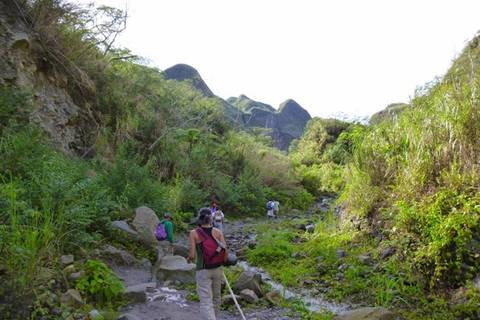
[{"xmin": 223, "ymin": 272, "xmax": 247, "ymax": 320}]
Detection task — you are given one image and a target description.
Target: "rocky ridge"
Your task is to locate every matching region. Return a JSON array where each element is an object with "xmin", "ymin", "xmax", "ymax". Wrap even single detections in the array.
[{"xmin": 163, "ymin": 64, "xmax": 312, "ymax": 150}]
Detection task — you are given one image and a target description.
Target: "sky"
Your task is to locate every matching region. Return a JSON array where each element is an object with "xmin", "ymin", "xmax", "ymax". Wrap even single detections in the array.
[{"xmin": 76, "ymin": 0, "xmax": 480, "ymax": 118}]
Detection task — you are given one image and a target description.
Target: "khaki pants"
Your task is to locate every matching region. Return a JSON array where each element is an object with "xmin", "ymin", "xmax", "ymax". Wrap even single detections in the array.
[{"xmin": 196, "ymin": 267, "xmax": 223, "ymax": 320}]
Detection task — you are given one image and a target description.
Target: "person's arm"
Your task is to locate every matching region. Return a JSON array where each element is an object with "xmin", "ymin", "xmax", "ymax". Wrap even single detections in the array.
[
  {"xmin": 188, "ymin": 230, "xmax": 197, "ymax": 262},
  {"xmin": 213, "ymin": 229, "xmax": 227, "ymax": 249}
]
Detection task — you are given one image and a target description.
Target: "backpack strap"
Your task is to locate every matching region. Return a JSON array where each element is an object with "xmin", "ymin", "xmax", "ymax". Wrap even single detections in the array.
[{"xmin": 196, "ymin": 227, "xmax": 209, "ymax": 242}]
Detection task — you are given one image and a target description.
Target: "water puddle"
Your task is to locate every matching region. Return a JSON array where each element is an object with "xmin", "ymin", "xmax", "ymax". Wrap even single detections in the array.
[{"xmin": 147, "ymin": 286, "xmax": 189, "ymax": 308}]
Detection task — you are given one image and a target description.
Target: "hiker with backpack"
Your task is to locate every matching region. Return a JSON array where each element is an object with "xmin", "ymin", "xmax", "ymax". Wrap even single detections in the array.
[
  {"xmin": 155, "ymin": 212, "xmax": 175, "ymax": 255},
  {"xmin": 266, "ymin": 200, "xmax": 275, "ymax": 219},
  {"xmin": 188, "ymin": 207, "xmax": 227, "ymax": 320}
]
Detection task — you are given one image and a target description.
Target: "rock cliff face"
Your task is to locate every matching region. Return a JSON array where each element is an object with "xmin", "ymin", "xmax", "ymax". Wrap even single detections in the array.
[
  {"xmin": 227, "ymin": 94, "xmax": 276, "ymax": 113},
  {"xmin": 164, "ymin": 64, "xmax": 244, "ymax": 124},
  {"xmin": 0, "ymin": 2, "xmax": 94, "ymax": 154},
  {"xmin": 164, "ymin": 64, "xmax": 311, "ymax": 150},
  {"xmin": 163, "ymin": 64, "xmax": 215, "ymax": 97}
]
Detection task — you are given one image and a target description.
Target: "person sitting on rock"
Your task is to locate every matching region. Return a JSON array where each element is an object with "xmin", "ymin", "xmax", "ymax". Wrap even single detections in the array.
[
  {"xmin": 156, "ymin": 212, "xmax": 175, "ymax": 255},
  {"xmin": 188, "ymin": 207, "xmax": 227, "ymax": 320},
  {"xmin": 151, "ymin": 212, "xmax": 175, "ymax": 281}
]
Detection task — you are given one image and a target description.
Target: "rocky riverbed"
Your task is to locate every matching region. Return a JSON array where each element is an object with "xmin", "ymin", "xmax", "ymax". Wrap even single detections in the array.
[{"xmin": 102, "ymin": 199, "xmax": 399, "ymax": 320}]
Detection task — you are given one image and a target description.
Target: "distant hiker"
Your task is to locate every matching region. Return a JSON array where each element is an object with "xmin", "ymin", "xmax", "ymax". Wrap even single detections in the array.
[
  {"xmin": 266, "ymin": 200, "xmax": 275, "ymax": 219},
  {"xmin": 213, "ymin": 208, "xmax": 225, "ymax": 233},
  {"xmin": 155, "ymin": 212, "xmax": 175, "ymax": 255},
  {"xmin": 210, "ymin": 201, "xmax": 218, "ymax": 215},
  {"xmin": 273, "ymin": 200, "xmax": 280, "ymax": 218},
  {"xmin": 188, "ymin": 207, "xmax": 227, "ymax": 320}
]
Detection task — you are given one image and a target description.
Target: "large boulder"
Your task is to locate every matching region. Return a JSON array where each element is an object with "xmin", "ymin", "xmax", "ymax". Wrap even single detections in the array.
[
  {"xmin": 132, "ymin": 206, "xmax": 160, "ymax": 246},
  {"xmin": 333, "ymin": 307, "xmax": 397, "ymax": 320},
  {"xmin": 155, "ymin": 255, "xmax": 196, "ymax": 284},
  {"xmin": 233, "ymin": 271, "xmax": 263, "ymax": 297}
]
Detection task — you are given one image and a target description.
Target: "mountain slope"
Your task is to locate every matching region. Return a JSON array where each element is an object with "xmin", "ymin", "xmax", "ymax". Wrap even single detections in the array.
[{"xmin": 164, "ymin": 64, "xmax": 312, "ymax": 150}]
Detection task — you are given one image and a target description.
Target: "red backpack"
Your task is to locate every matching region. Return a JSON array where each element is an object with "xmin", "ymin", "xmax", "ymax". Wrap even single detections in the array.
[{"xmin": 196, "ymin": 227, "xmax": 226, "ymax": 268}]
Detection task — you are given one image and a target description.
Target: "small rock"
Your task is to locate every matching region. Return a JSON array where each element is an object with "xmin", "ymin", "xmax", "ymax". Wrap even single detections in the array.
[
  {"xmin": 380, "ymin": 247, "xmax": 395, "ymax": 260},
  {"xmin": 233, "ymin": 271, "xmax": 263, "ymax": 297},
  {"xmin": 60, "ymin": 289, "xmax": 84, "ymax": 307},
  {"xmin": 338, "ymin": 264, "xmax": 348, "ymax": 272},
  {"xmin": 37, "ymin": 291, "xmax": 57, "ymax": 307},
  {"xmin": 124, "ymin": 282, "xmax": 156, "ymax": 303},
  {"xmin": 37, "ymin": 267, "xmax": 56, "ymax": 282},
  {"xmin": 305, "ymin": 224, "xmax": 315, "ymax": 233},
  {"xmin": 303, "ymin": 279, "xmax": 314, "ymax": 286},
  {"xmin": 336, "ymin": 249, "xmax": 346, "ymax": 258},
  {"xmin": 222, "ymin": 294, "xmax": 241, "ymax": 305},
  {"xmin": 265, "ymin": 291, "xmax": 282, "ymax": 305},
  {"xmin": 60, "ymin": 254, "xmax": 74, "ymax": 266},
  {"xmin": 50, "ymin": 308, "xmax": 62, "ymax": 316},
  {"xmin": 247, "ymin": 240, "xmax": 257, "ymax": 249},
  {"xmin": 291, "ymin": 252, "xmax": 302, "ymax": 259},
  {"xmin": 295, "ymin": 224, "xmax": 307, "ymax": 231},
  {"xmin": 291, "ymin": 236, "xmax": 302, "ymax": 244},
  {"xmin": 317, "ymin": 262, "xmax": 327, "ymax": 275},
  {"xmin": 240, "ymin": 288, "xmax": 259, "ymax": 304},
  {"xmin": 474, "ymin": 276, "xmax": 480, "ymax": 291},
  {"xmin": 69, "ymin": 271, "xmax": 85, "ymax": 282},
  {"xmin": 63, "ymin": 265, "xmax": 76, "ymax": 276},
  {"xmin": 358, "ymin": 253, "xmax": 374, "ymax": 265}
]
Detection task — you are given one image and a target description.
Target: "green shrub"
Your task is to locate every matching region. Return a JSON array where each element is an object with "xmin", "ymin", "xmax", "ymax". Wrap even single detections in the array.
[{"xmin": 76, "ymin": 259, "xmax": 124, "ymax": 306}]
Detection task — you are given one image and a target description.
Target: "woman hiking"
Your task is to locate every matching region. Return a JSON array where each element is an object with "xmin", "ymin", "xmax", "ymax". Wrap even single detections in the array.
[{"xmin": 188, "ymin": 207, "xmax": 227, "ymax": 320}]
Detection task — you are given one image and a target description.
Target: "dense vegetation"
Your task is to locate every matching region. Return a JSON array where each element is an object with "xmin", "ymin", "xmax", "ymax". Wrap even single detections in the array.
[
  {"xmin": 248, "ymin": 34, "xmax": 480, "ymax": 320},
  {"xmin": 0, "ymin": 1, "xmax": 311, "ymax": 317},
  {"xmin": 1, "ymin": 1, "xmax": 479, "ymax": 319}
]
